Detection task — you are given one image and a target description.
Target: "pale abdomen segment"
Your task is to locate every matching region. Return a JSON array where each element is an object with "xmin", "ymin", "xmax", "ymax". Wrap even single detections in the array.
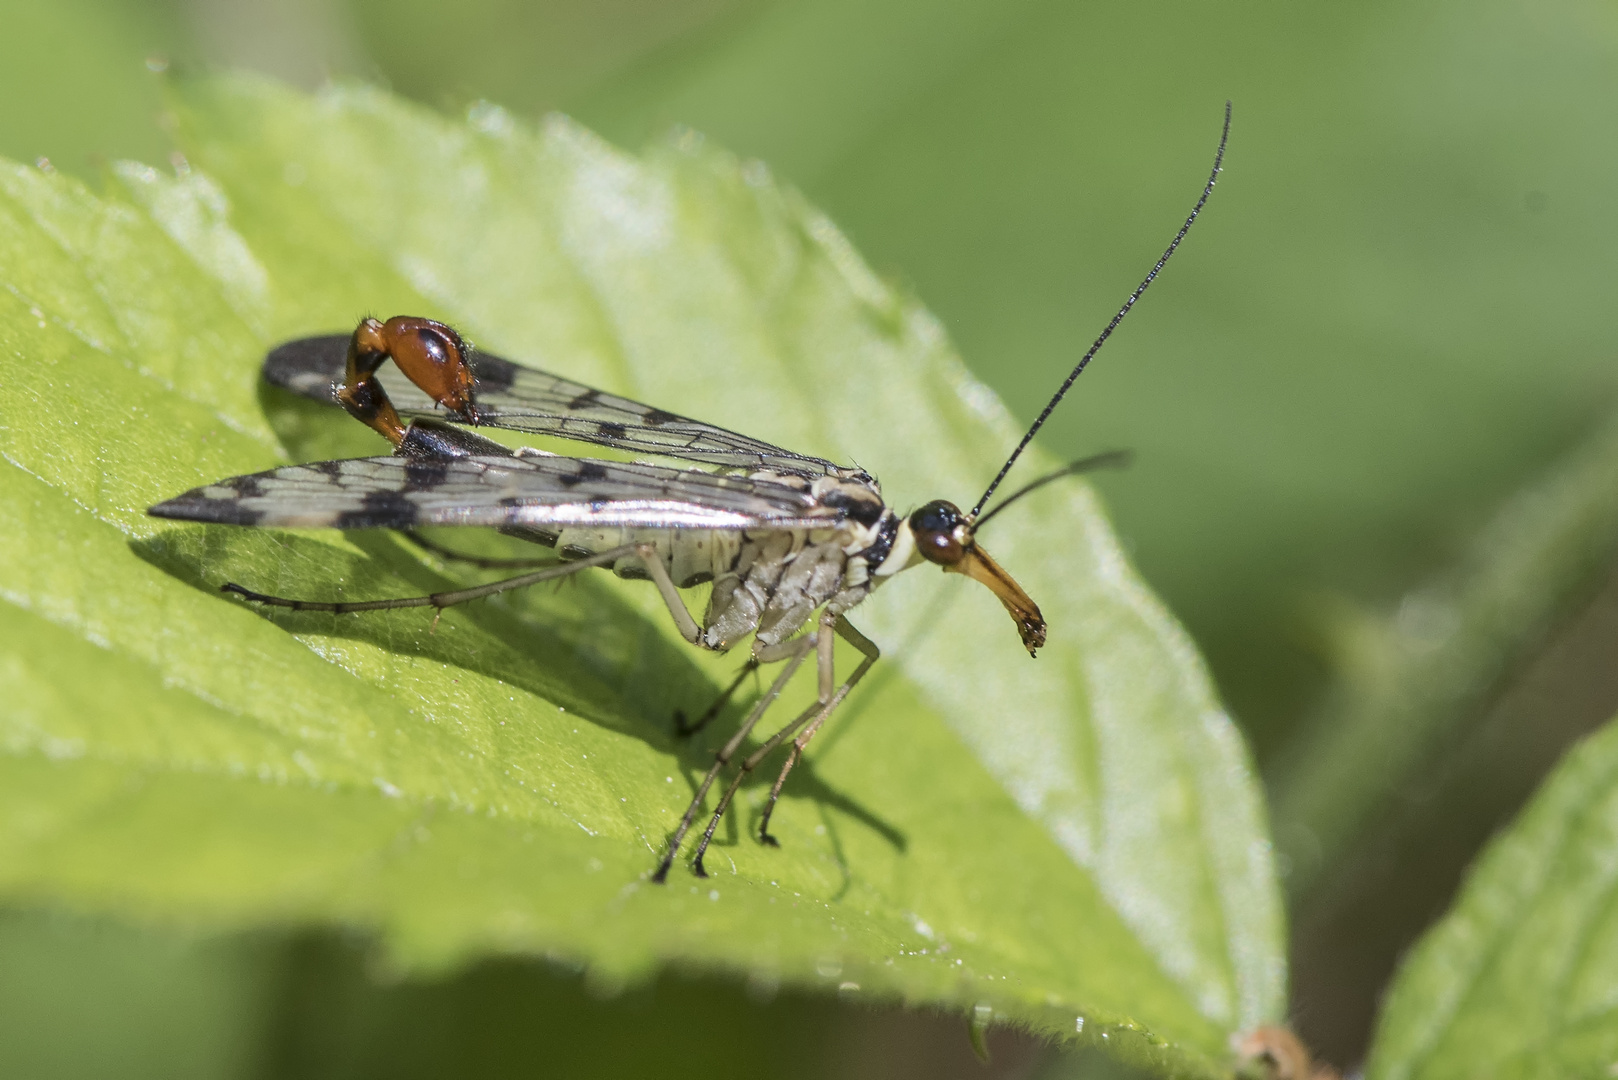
[
  {"xmin": 538, "ymin": 523, "xmax": 855, "ymax": 654},
  {"xmin": 544, "ymin": 525, "xmax": 740, "ymax": 592}
]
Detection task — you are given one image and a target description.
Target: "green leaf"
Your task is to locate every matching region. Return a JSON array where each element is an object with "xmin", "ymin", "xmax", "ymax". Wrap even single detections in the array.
[
  {"xmin": 1365, "ymin": 709, "xmax": 1618, "ymax": 1080},
  {"xmin": 0, "ymin": 74, "xmax": 1281, "ymax": 1073}
]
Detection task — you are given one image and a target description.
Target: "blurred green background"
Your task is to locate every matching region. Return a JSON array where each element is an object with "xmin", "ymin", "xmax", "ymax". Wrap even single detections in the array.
[{"xmin": 3, "ymin": 0, "xmax": 1617, "ymax": 1075}]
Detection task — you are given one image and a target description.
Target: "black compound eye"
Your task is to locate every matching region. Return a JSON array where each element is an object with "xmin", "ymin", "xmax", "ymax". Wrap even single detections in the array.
[
  {"xmin": 910, "ymin": 500, "xmax": 967, "ymax": 566},
  {"xmin": 909, "ymin": 500, "xmax": 960, "ymax": 536}
]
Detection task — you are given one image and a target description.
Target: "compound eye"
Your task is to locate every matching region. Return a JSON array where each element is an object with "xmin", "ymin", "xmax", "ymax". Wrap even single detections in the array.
[{"xmin": 909, "ymin": 500, "xmax": 967, "ymax": 566}]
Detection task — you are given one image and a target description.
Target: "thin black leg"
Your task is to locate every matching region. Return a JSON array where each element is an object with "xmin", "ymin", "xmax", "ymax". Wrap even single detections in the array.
[
  {"xmin": 756, "ymin": 616, "xmax": 880, "ymax": 847},
  {"xmin": 675, "ymin": 659, "xmax": 759, "ymax": 737},
  {"xmin": 651, "ymin": 636, "xmax": 814, "ymax": 883},
  {"xmin": 221, "ymin": 543, "xmax": 643, "ymax": 615},
  {"xmin": 690, "ymin": 696, "xmax": 823, "ymax": 876}
]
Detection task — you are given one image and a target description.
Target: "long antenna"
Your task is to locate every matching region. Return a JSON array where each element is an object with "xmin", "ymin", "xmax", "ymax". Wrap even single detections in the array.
[
  {"xmin": 973, "ymin": 450, "xmax": 1133, "ymax": 531},
  {"xmin": 970, "ymin": 101, "xmax": 1231, "ymax": 521}
]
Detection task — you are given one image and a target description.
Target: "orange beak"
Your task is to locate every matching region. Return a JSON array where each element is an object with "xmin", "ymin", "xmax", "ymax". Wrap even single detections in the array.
[{"xmin": 949, "ymin": 544, "xmax": 1046, "ymax": 655}]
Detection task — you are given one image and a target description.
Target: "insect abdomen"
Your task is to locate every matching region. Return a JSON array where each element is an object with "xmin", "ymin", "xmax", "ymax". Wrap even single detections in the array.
[{"xmin": 552, "ymin": 526, "xmax": 733, "ymax": 589}]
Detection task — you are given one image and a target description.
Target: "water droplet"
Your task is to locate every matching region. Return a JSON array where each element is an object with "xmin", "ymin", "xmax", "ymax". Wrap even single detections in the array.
[{"xmin": 467, "ymin": 100, "xmax": 515, "ymax": 137}]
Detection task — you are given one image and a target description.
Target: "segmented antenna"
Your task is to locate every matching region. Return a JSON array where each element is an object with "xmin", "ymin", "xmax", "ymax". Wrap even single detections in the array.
[
  {"xmin": 970, "ymin": 101, "xmax": 1231, "ymax": 521},
  {"xmin": 973, "ymin": 450, "xmax": 1133, "ymax": 531}
]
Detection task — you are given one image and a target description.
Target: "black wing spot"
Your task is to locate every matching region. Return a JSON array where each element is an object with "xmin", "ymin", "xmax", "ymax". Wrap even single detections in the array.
[
  {"xmin": 468, "ymin": 351, "xmax": 518, "ymax": 393},
  {"xmin": 559, "ymin": 462, "xmax": 610, "ymax": 487},
  {"xmin": 312, "ymin": 459, "xmax": 345, "ymax": 479},
  {"xmin": 229, "ymin": 474, "xmax": 267, "ymax": 499},
  {"xmin": 403, "ymin": 457, "xmax": 451, "ymax": 492},
  {"xmin": 642, "ymin": 408, "xmax": 677, "ymax": 426},
  {"xmin": 597, "ymin": 422, "xmax": 627, "ymax": 440},
  {"xmin": 569, "ymin": 388, "xmax": 601, "ymax": 410},
  {"xmin": 262, "ymin": 335, "xmax": 349, "ymax": 399},
  {"xmin": 559, "ymin": 544, "xmax": 593, "ymax": 560},
  {"xmin": 334, "ymin": 489, "xmax": 419, "ymax": 529},
  {"xmin": 148, "ymin": 493, "xmax": 266, "ymax": 526}
]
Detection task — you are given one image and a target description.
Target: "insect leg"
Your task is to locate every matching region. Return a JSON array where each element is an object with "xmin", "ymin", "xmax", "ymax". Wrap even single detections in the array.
[
  {"xmin": 757, "ymin": 616, "xmax": 880, "ymax": 847},
  {"xmin": 402, "ymin": 531, "xmax": 558, "ymax": 570},
  {"xmin": 651, "ymin": 632, "xmax": 817, "ymax": 883},
  {"xmin": 671, "ymin": 626, "xmax": 812, "ymax": 737},
  {"xmin": 628, "ymin": 544, "xmax": 703, "ymax": 645},
  {"xmin": 685, "ymin": 611, "xmax": 847, "ymax": 874},
  {"xmin": 674, "ymin": 659, "xmax": 759, "ymax": 738},
  {"xmin": 221, "ymin": 543, "xmax": 645, "ymax": 614}
]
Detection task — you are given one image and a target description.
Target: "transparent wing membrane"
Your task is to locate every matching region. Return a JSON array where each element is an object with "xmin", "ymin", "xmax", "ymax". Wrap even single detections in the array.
[
  {"xmin": 149, "ymin": 452, "xmax": 843, "ymax": 532},
  {"xmin": 264, "ymin": 335, "xmax": 864, "ymax": 480}
]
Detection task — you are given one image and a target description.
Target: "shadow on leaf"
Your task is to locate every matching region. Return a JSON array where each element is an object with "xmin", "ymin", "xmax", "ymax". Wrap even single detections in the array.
[
  {"xmin": 131, "ymin": 523, "xmax": 707, "ymax": 743},
  {"xmin": 132, "ymin": 523, "xmax": 906, "ymax": 860}
]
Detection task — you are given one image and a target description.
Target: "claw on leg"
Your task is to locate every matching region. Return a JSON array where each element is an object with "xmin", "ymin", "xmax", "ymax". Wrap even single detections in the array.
[
  {"xmin": 650, "ymin": 615, "xmax": 880, "ymax": 879},
  {"xmin": 650, "ymin": 637, "xmax": 815, "ymax": 881},
  {"xmin": 674, "ymin": 659, "xmax": 759, "ymax": 738}
]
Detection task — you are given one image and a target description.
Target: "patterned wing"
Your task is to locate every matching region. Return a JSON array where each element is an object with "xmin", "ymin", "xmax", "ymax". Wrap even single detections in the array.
[
  {"xmin": 264, "ymin": 335, "xmax": 864, "ymax": 480},
  {"xmin": 148, "ymin": 453, "xmax": 843, "ymax": 532}
]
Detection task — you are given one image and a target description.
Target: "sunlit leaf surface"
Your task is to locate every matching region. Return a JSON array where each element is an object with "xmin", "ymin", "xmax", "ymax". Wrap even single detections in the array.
[{"xmin": 0, "ymin": 76, "xmax": 1281, "ymax": 1074}]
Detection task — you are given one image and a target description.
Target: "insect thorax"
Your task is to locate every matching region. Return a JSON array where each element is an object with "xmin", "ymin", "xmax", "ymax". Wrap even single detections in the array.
[{"xmin": 546, "ymin": 472, "xmax": 898, "ymax": 654}]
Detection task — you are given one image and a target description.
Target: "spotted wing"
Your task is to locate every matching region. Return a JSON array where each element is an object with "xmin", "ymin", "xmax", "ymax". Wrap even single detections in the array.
[
  {"xmin": 148, "ymin": 453, "xmax": 843, "ymax": 532},
  {"xmin": 265, "ymin": 335, "xmax": 863, "ymax": 480}
]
